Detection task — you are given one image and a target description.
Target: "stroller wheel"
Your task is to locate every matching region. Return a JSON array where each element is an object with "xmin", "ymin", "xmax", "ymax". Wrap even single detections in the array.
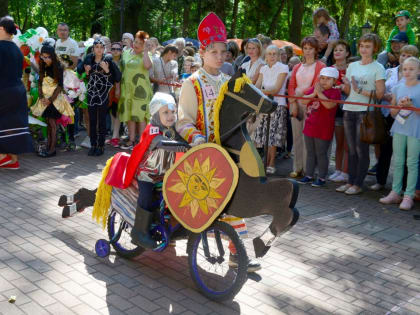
[{"xmin": 95, "ymin": 239, "xmax": 111, "ymax": 257}]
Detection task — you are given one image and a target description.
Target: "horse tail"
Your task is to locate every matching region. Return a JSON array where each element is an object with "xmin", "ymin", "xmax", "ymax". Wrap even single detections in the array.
[{"xmin": 92, "ymin": 156, "xmax": 114, "ymax": 230}]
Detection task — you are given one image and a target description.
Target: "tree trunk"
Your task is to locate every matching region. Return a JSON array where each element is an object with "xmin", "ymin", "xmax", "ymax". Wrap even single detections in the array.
[
  {"xmin": 91, "ymin": 0, "xmax": 105, "ymax": 36},
  {"xmin": 214, "ymin": 0, "xmax": 226, "ymax": 21},
  {"xmin": 229, "ymin": 0, "xmax": 239, "ymax": 38},
  {"xmin": 0, "ymin": 0, "xmax": 8, "ymax": 17},
  {"xmin": 338, "ymin": 0, "xmax": 355, "ymax": 39},
  {"xmin": 255, "ymin": 7, "xmax": 260, "ymax": 35},
  {"xmin": 182, "ymin": 2, "xmax": 191, "ymax": 37},
  {"xmin": 171, "ymin": 2, "xmax": 177, "ymax": 38},
  {"xmin": 267, "ymin": 0, "xmax": 286, "ymax": 38},
  {"xmin": 110, "ymin": 0, "xmax": 121, "ymax": 41},
  {"xmin": 125, "ymin": 0, "xmax": 143, "ymax": 35},
  {"xmin": 288, "ymin": 0, "xmax": 304, "ymax": 45}
]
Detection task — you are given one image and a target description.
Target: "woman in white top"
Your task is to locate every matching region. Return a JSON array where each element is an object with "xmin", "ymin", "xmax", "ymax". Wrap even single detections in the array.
[
  {"xmin": 241, "ymin": 38, "xmax": 265, "ymax": 84},
  {"xmin": 254, "ymin": 45, "xmax": 289, "ymax": 174},
  {"xmin": 151, "ymin": 45, "xmax": 179, "ymax": 95},
  {"xmin": 337, "ymin": 33, "xmax": 385, "ymax": 195}
]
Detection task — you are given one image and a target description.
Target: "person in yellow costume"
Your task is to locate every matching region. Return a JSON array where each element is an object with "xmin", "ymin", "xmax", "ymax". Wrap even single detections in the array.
[
  {"xmin": 176, "ymin": 12, "xmax": 261, "ymax": 272},
  {"xmin": 31, "ymin": 43, "xmax": 74, "ymax": 157}
]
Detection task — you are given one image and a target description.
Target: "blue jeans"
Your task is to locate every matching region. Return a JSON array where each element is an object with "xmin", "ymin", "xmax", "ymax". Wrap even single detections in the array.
[{"xmin": 343, "ymin": 111, "xmax": 370, "ymax": 187}]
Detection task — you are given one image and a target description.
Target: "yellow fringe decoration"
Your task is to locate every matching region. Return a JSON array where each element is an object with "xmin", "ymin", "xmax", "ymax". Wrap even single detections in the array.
[
  {"xmin": 92, "ymin": 157, "xmax": 114, "ymax": 230},
  {"xmin": 213, "ymin": 74, "xmax": 252, "ymax": 145},
  {"xmin": 234, "ymin": 74, "xmax": 252, "ymax": 93}
]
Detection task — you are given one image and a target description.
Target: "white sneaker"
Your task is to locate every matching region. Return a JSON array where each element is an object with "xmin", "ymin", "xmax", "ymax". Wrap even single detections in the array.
[
  {"xmin": 266, "ymin": 166, "xmax": 276, "ymax": 174},
  {"xmin": 328, "ymin": 170, "xmax": 341, "ymax": 181},
  {"xmin": 336, "ymin": 183, "xmax": 351, "ymax": 192},
  {"xmin": 345, "ymin": 185, "xmax": 362, "ymax": 195},
  {"xmin": 334, "ymin": 173, "xmax": 349, "ymax": 182},
  {"xmin": 369, "ymin": 183, "xmax": 384, "ymax": 191},
  {"xmin": 80, "ymin": 136, "xmax": 91, "ymax": 149}
]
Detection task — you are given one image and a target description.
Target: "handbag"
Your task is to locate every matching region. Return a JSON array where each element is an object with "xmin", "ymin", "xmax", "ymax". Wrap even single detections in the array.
[
  {"xmin": 152, "ymin": 81, "xmax": 159, "ymax": 93},
  {"xmin": 360, "ymin": 91, "xmax": 387, "ymax": 144}
]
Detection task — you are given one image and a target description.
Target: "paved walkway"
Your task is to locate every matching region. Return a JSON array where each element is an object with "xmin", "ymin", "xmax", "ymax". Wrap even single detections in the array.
[{"xmin": 0, "ymin": 145, "xmax": 419, "ymax": 315}]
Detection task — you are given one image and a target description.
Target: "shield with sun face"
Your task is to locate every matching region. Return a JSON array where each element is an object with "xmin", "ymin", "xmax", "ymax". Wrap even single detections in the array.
[{"xmin": 163, "ymin": 143, "xmax": 239, "ymax": 233}]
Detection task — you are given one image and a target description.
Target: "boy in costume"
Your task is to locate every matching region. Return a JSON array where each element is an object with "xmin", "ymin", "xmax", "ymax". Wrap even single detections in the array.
[
  {"xmin": 127, "ymin": 92, "xmax": 188, "ymax": 248},
  {"xmin": 176, "ymin": 12, "xmax": 261, "ymax": 272}
]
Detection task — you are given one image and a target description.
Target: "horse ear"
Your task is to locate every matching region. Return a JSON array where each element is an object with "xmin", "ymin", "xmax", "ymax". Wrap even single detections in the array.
[{"xmin": 229, "ymin": 68, "xmax": 245, "ymax": 83}]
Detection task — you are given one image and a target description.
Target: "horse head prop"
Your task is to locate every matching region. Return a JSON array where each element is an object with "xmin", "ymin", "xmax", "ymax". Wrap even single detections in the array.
[{"xmin": 214, "ymin": 70, "xmax": 299, "ymax": 258}]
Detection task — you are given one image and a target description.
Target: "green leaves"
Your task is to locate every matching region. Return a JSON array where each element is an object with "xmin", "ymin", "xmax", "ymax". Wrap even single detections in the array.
[{"xmin": 6, "ymin": 0, "xmax": 419, "ymax": 48}]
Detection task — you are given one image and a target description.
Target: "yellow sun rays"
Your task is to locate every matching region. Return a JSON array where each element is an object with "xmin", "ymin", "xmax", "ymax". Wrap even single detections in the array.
[{"xmin": 168, "ymin": 157, "xmax": 225, "ymax": 218}]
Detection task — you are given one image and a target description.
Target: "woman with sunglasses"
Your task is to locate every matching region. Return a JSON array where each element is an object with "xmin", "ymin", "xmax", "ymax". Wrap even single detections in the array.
[
  {"xmin": 108, "ymin": 42, "xmax": 123, "ymax": 147},
  {"xmin": 0, "ymin": 16, "xmax": 33, "ymax": 169},
  {"xmin": 31, "ymin": 43, "xmax": 74, "ymax": 157},
  {"xmin": 78, "ymin": 38, "xmax": 121, "ymax": 156}
]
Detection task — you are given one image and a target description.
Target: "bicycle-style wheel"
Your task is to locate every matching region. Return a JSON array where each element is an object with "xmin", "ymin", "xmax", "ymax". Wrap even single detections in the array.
[
  {"xmin": 187, "ymin": 221, "xmax": 248, "ymax": 301},
  {"xmin": 107, "ymin": 210, "xmax": 144, "ymax": 259}
]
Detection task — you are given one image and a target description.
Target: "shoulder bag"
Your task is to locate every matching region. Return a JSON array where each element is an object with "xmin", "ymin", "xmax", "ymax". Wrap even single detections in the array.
[{"xmin": 360, "ymin": 91, "xmax": 388, "ymax": 144}]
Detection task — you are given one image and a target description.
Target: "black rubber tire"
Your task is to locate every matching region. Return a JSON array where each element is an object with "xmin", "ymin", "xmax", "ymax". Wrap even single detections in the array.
[
  {"xmin": 187, "ymin": 221, "xmax": 248, "ymax": 301},
  {"xmin": 107, "ymin": 210, "xmax": 145, "ymax": 259}
]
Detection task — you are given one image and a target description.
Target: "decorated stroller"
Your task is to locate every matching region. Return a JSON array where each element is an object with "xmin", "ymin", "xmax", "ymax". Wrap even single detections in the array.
[{"xmin": 59, "ymin": 73, "xmax": 299, "ymax": 301}]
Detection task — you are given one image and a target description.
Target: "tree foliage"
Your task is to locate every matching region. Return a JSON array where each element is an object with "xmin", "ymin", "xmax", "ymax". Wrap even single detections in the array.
[{"xmin": 5, "ymin": 0, "xmax": 420, "ymax": 49}]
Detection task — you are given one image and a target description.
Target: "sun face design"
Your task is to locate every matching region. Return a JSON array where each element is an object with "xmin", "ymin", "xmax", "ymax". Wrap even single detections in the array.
[{"xmin": 168, "ymin": 157, "xmax": 225, "ymax": 218}]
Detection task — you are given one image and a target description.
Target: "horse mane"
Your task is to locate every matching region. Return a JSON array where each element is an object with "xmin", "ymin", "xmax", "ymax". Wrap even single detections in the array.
[{"xmin": 213, "ymin": 74, "xmax": 252, "ymax": 145}]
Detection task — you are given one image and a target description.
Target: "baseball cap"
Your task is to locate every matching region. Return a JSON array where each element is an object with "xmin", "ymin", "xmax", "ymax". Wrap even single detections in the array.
[
  {"xmin": 391, "ymin": 32, "xmax": 409, "ymax": 43},
  {"xmin": 319, "ymin": 67, "xmax": 339, "ymax": 79},
  {"xmin": 395, "ymin": 10, "xmax": 410, "ymax": 19}
]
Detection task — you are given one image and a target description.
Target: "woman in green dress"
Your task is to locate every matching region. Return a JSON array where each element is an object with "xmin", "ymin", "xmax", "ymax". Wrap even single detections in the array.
[{"xmin": 118, "ymin": 31, "xmax": 153, "ymax": 149}]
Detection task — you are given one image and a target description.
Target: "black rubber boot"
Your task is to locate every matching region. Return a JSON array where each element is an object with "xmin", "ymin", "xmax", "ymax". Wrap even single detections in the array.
[
  {"xmin": 88, "ymin": 146, "xmax": 97, "ymax": 156},
  {"xmin": 130, "ymin": 206, "xmax": 155, "ymax": 249}
]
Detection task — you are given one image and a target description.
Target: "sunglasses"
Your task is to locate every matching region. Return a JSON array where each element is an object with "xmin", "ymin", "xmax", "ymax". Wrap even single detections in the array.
[
  {"xmin": 111, "ymin": 48, "xmax": 122, "ymax": 51},
  {"xmin": 248, "ymin": 38, "xmax": 260, "ymax": 44}
]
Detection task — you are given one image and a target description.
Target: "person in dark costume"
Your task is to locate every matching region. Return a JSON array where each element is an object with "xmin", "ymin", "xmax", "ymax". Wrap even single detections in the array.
[
  {"xmin": 31, "ymin": 44, "xmax": 74, "ymax": 157},
  {"xmin": 0, "ymin": 16, "xmax": 33, "ymax": 169},
  {"xmin": 77, "ymin": 38, "xmax": 121, "ymax": 156}
]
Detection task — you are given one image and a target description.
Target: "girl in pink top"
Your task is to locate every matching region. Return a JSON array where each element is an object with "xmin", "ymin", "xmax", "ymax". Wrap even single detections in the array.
[{"xmin": 313, "ymin": 8, "xmax": 340, "ymax": 63}]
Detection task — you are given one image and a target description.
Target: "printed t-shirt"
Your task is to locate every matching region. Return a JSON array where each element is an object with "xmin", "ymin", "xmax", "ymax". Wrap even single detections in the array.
[
  {"xmin": 303, "ymin": 87, "xmax": 341, "ymax": 141},
  {"xmin": 344, "ymin": 60, "xmax": 385, "ymax": 111},
  {"xmin": 55, "ymin": 37, "xmax": 79, "ymax": 57}
]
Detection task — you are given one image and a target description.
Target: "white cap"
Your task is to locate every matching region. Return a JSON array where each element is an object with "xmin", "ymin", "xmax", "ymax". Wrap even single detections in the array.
[
  {"xmin": 122, "ymin": 33, "xmax": 134, "ymax": 42},
  {"xmin": 42, "ymin": 37, "xmax": 56, "ymax": 47},
  {"xmin": 149, "ymin": 92, "xmax": 176, "ymax": 117},
  {"xmin": 319, "ymin": 67, "xmax": 339, "ymax": 79},
  {"xmin": 84, "ymin": 38, "xmax": 94, "ymax": 47}
]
